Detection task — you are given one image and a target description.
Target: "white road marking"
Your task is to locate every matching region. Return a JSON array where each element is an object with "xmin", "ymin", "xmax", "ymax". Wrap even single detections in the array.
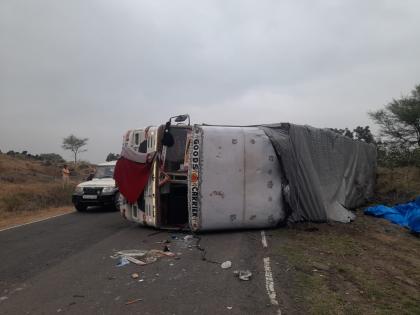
[
  {"xmin": 264, "ymin": 257, "xmax": 281, "ymax": 309},
  {"xmin": 261, "ymin": 231, "xmax": 282, "ymax": 315},
  {"xmin": 261, "ymin": 230, "xmax": 268, "ymax": 248},
  {"xmin": 0, "ymin": 212, "xmax": 73, "ymax": 232}
]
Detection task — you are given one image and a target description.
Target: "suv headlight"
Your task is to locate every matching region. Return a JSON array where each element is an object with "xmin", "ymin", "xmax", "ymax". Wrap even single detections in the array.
[
  {"xmin": 74, "ymin": 186, "xmax": 84, "ymax": 195},
  {"xmin": 102, "ymin": 187, "xmax": 116, "ymax": 193}
]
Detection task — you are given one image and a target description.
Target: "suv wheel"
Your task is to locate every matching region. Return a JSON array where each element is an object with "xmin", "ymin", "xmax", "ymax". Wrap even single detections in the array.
[
  {"xmin": 75, "ymin": 204, "xmax": 87, "ymax": 212},
  {"xmin": 113, "ymin": 192, "xmax": 121, "ymax": 211}
]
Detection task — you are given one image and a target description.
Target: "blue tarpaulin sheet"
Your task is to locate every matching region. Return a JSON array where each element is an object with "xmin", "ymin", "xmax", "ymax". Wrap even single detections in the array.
[{"xmin": 365, "ymin": 197, "xmax": 420, "ymax": 233}]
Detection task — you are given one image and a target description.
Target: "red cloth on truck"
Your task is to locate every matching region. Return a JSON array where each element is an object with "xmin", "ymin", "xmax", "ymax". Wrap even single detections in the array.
[{"xmin": 113, "ymin": 157, "xmax": 152, "ymax": 204}]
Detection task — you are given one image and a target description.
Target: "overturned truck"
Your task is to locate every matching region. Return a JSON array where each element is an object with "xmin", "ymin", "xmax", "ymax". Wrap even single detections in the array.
[{"xmin": 114, "ymin": 115, "xmax": 376, "ymax": 231}]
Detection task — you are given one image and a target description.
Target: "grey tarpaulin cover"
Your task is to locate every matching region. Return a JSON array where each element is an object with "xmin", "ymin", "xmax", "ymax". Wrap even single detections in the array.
[{"xmin": 261, "ymin": 123, "xmax": 377, "ymax": 223}]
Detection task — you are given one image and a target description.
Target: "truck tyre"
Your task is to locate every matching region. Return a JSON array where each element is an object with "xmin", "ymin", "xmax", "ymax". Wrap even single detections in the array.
[{"xmin": 75, "ymin": 204, "xmax": 87, "ymax": 212}]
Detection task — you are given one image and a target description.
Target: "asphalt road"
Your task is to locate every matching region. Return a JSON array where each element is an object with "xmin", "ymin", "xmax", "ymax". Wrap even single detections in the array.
[{"xmin": 0, "ymin": 209, "xmax": 289, "ymax": 315}]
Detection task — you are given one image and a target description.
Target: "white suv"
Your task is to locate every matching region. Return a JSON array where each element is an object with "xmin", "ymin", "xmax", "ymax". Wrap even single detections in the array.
[{"xmin": 72, "ymin": 161, "xmax": 120, "ymax": 212}]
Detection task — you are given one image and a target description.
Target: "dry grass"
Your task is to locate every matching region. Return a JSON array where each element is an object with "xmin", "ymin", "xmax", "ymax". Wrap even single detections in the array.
[
  {"xmin": 273, "ymin": 215, "xmax": 420, "ymax": 315},
  {"xmin": 272, "ymin": 166, "xmax": 420, "ymax": 315},
  {"xmin": 0, "ymin": 154, "xmax": 93, "ymax": 227},
  {"xmin": 374, "ymin": 167, "xmax": 420, "ymax": 204},
  {"xmin": 0, "ymin": 154, "xmax": 93, "ymax": 183},
  {"xmin": 0, "ymin": 182, "xmax": 76, "ymax": 212},
  {"xmin": 0, "ymin": 154, "xmax": 60, "ymax": 180}
]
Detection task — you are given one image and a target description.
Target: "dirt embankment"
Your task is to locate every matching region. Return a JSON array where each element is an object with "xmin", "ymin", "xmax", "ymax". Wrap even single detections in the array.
[
  {"xmin": 0, "ymin": 154, "xmax": 93, "ymax": 228},
  {"xmin": 273, "ymin": 166, "xmax": 420, "ymax": 315}
]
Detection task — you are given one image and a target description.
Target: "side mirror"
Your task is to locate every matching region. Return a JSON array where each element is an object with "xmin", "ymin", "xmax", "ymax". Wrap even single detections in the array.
[
  {"xmin": 174, "ymin": 114, "xmax": 189, "ymax": 123},
  {"xmin": 171, "ymin": 114, "xmax": 190, "ymax": 125}
]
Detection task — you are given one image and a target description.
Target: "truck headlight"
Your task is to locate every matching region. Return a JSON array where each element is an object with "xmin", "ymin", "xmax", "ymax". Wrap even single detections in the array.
[
  {"xmin": 102, "ymin": 187, "xmax": 116, "ymax": 194},
  {"xmin": 74, "ymin": 186, "xmax": 84, "ymax": 195}
]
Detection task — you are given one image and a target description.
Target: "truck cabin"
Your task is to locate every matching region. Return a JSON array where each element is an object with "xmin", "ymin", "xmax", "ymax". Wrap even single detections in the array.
[{"xmin": 121, "ymin": 119, "xmax": 192, "ymax": 229}]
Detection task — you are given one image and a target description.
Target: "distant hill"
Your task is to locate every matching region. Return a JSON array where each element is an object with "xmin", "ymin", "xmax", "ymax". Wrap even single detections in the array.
[
  {"xmin": 0, "ymin": 153, "xmax": 94, "ymax": 215},
  {"xmin": 0, "ymin": 153, "xmax": 93, "ymax": 183}
]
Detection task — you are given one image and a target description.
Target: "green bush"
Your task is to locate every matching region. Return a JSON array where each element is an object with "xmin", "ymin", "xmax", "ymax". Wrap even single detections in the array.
[{"xmin": 377, "ymin": 146, "xmax": 420, "ymax": 168}]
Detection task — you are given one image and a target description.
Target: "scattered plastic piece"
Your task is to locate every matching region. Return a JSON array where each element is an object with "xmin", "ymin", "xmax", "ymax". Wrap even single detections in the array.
[
  {"xmin": 116, "ymin": 257, "xmax": 130, "ymax": 267},
  {"xmin": 221, "ymin": 261, "xmax": 232, "ymax": 269},
  {"xmin": 125, "ymin": 298, "xmax": 143, "ymax": 305},
  {"xmin": 125, "ymin": 256, "xmax": 146, "ymax": 266},
  {"xmin": 234, "ymin": 270, "xmax": 252, "ymax": 281},
  {"xmin": 131, "ymin": 273, "xmax": 139, "ymax": 279},
  {"xmin": 111, "ymin": 250, "xmax": 148, "ymax": 259},
  {"xmin": 145, "ymin": 256, "xmax": 157, "ymax": 264},
  {"xmin": 184, "ymin": 235, "xmax": 194, "ymax": 241},
  {"xmin": 112, "ymin": 249, "xmax": 176, "ymax": 266}
]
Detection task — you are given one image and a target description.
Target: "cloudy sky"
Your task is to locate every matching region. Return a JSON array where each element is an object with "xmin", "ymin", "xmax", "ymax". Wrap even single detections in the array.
[{"xmin": 1, "ymin": 0, "xmax": 419, "ymax": 162}]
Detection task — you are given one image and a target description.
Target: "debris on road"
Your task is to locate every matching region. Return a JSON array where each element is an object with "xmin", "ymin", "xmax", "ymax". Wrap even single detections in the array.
[
  {"xmin": 112, "ymin": 249, "xmax": 148, "ymax": 258},
  {"xmin": 221, "ymin": 261, "xmax": 232, "ymax": 269},
  {"xmin": 116, "ymin": 257, "xmax": 130, "ymax": 267},
  {"xmin": 0, "ymin": 296, "xmax": 8, "ymax": 302},
  {"xmin": 112, "ymin": 248, "xmax": 176, "ymax": 266},
  {"xmin": 234, "ymin": 270, "xmax": 252, "ymax": 281},
  {"xmin": 131, "ymin": 273, "xmax": 139, "ymax": 279},
  {"xmin": 125, "ymin": 256, "xmax": 147, "ymax": 266},
  {"xmin": 125, "ymin": 298, "xmax": 143, "ymax": 305}
]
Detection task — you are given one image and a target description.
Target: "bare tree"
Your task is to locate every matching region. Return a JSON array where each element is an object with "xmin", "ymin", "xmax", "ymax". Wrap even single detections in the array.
[
  {"xmin": 369, "ymin": 84, "xmax": 420, "ymax": 148},
  {"xmin": 62, "ymin": 135, "xmax": 88, "ymax": 165}
]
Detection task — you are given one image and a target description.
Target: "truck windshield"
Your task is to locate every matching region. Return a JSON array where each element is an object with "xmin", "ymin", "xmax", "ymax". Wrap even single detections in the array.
[{"xmin": 95, "ymin": 166, "xmax": 115, "ymax": 179}]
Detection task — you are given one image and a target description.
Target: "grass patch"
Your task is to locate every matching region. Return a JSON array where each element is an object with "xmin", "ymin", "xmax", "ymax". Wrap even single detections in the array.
[
  {"xmin": 271, "ymin": 216, "xmax": 420, "ymax": 315},
  {"xmin": 375, "ymin": 167, "xmax": 420, "ymax": 204}
]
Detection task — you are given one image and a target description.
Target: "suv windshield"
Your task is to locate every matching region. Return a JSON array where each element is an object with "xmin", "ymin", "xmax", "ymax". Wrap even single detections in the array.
[{"xmin": 95, "ymin": 166, "xmax": 115, "ymax": 179}]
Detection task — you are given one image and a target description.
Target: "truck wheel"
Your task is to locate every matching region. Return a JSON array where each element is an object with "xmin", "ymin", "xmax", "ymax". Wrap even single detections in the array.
[
  {"xmin": 113, "ymin": 192, "xmax": 121, "ymax": 211},
  {"xmin": 75, "ymin": 204, "xmax": 87, "ymax": 212}
]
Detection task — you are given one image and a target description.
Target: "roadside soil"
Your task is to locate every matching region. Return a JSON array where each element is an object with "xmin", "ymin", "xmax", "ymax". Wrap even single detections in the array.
[{"xmin": 270, "ymin": 211, "xmax": 420, "ymax": 315}]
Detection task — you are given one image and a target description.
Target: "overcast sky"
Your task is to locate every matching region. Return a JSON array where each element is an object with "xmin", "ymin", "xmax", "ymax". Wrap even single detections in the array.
[{"xmin": 1, "ymin": 0, "xmax": 420, "ymax": 163}]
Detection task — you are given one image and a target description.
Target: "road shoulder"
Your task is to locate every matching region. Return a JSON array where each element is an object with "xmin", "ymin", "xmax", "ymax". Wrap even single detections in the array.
[{"xmin": 0, "ymin": 206, "xmax": 74, "ymax": 231}]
